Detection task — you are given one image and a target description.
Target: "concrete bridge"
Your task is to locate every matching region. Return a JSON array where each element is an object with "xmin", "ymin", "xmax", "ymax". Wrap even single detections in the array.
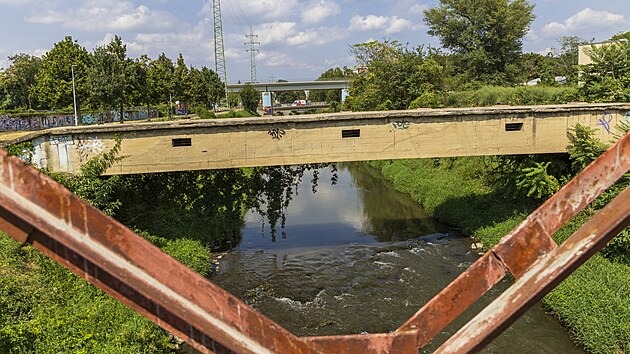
[
  {"xmin": 4, "ymin": 103, "xmax": 629, "ymax": 175},
  {"xmin": 226, "ymin": 80, "xmax": 349, "ymax": 92}
]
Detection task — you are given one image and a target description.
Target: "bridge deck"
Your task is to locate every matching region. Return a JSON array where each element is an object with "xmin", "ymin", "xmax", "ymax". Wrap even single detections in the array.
[{"xmin": 4, "ymin": 103, "xmax": 630, "ymax": 175}]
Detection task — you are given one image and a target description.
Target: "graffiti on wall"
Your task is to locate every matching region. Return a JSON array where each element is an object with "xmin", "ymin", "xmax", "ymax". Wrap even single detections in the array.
[
  {"xmin": 391, "ymin": 120, "xmax": 410, "ymax": 130},
  {"xmin": 0, "ymin": 114, "xmax": 73, "ymax": 131},
  {"xmin": 598, "ymin": 112, "xmax": 613, "ymax": 135},
  {"xmin": 0, "ymin": 108, "xmax": 158, "ymax": 132},
  {"xmin": 76, "ymin": 136, "xmax": 106, "ymax": 162},
  {"xmin": 268, "ymin": 128, "xmax": 286, "ymax": 140},
  {"xmin": 624, "ymin": 112, "xmax": 630, "ymax": 125}
]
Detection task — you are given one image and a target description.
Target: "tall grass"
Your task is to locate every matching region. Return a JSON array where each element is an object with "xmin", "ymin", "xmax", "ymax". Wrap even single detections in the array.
[{"xmin": 439, "ymin": 86, "xmax": 580, "ymax": 108}]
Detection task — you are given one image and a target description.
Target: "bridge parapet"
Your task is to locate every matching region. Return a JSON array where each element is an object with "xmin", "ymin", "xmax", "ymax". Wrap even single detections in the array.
[{"xmin": 5, "ymin": 103, "xmax": 630, "ymax": 175}]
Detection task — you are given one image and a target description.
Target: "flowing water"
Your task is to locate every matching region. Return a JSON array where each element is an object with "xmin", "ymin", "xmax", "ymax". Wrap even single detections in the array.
[{"xmin": 212, "ymin": 164, "xmax": 583, "ymax": 353}]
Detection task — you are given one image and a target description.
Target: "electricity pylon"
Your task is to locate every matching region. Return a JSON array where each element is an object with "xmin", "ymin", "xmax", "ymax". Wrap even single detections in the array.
[
  {"xmin": 245, "ymin": 27, "xmax": 260, "ymax": 83},
  {"xmin": 211, "ymin": 0, "xmax": 229, "ymax": 107}
]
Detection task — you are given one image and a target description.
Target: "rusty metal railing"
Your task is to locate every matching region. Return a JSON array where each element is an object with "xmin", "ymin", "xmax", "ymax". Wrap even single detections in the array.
[{"xmin": 0, "ymin": 132, "xmax": 628, "ymax": 353}]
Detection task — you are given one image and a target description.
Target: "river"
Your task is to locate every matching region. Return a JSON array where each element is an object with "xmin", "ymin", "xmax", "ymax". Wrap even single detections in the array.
[{"xmin": 211, "ymin": 163, "xmax": 583, "ymax": 353}]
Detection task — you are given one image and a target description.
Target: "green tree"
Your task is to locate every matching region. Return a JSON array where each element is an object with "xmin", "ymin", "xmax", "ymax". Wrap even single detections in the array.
[
  {"xmin": 188, "ymin": 66, "xmax": 224, "ymax": 110},
  {"xmin": 555, "ymin": 36, "xmax": 590, "ymax": 84},
  {"xmin": 147, "ymin": 53, "xmax": 175, "ymax": 108},
  {"xmin": 127, "ymin": 55, "xmax": 150, "ymax": 111},
  {"xmin": 0, "ymin": 54, "xmax": 42, "ymax": 109},
  {"xmin": 566, "ymin": 124, "xmax": 607, "ymax": 172},
  {"xmin": 89, "ymin": 37, "xmax": 127, "ymax": 121},
  {"xmin": 579, "ymin": 40, "xmax": 630, "ymax": 102},
  {"xmin": 173, "ymin": 53, "xmax": 190, "ymax": 103},
  {"xmin": 34, "ymin": 36, "xmax": 91, "ymax": 112},
  {"xmin": 611, "ymin": 31, "xmax": 630, "ymax": 42},
  {"xmin": 424, "ymin": 0, "xmax": 535, "ymax": 84},
  {"xmin": 346, "ymin": 40, "xmax": 444, "ymax": 111},
  {"xmin": 239, "ymin": 83, "xmax": 259, "ymax": 113}
]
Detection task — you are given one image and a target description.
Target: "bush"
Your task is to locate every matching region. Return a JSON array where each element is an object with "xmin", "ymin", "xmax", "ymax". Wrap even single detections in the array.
[
  {"xmin": 601, "ymin": 229, "xmax": 630, "ymax": 265},
  {"xmin": 440, "ymin": 86, "xmax": 579, "ymax": 107},
  {"xmin": 408, "ymin": 91, "xmax": 442, "ymax": 109},
  {"xmin": 216, "ymin": 110, "xmax": 258, "ymax": 118}
]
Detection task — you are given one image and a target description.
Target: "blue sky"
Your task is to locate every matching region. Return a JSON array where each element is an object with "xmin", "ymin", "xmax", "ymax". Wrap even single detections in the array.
[{"xmin": 0, "ymin": 0, "xmax": 629, "ymax": 83}]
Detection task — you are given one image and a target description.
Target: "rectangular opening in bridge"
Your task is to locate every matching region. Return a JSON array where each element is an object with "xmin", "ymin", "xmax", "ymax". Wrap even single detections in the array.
[
  {"xmin": 172, "ymin": 138, "xmax": 192, "ymax": 147},
  {"xmin": 505, "ymin": 122, "xmax": 524, "ymax": 131},
  {"xmin": 342, "ymin": 129, "xmax": 361, "ymax": 138}
]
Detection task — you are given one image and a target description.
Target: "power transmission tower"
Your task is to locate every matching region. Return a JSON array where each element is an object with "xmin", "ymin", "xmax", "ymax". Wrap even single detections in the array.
[
  {"xmin": 245, "ymin": 28, "xmax": 260, "ymax": 83},
  {"xmin": 211, "ymin": 0, "xmax": 229, "ymax": 107}
]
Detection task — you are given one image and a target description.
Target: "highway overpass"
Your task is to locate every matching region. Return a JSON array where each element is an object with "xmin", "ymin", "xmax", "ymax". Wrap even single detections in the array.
[
  {"xmin": 227, "ymin": 80, "xmax": 349, "ymax": 92},
  {"xmin": 3, "ymin": 103, "xmax": 629, "ymax": 175}
]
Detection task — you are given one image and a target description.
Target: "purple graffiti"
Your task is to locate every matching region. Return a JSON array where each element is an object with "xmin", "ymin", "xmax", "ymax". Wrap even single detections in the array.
[{"xmin": 598, "ymin": 112, "xmax": 613, "ymax": 135}]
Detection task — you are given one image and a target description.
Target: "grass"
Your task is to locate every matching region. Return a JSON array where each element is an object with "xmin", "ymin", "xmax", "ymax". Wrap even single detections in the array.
[
  {"xmin": 440, "ymin": 85, "xmax": 580, "ymax": 108},
  {"xmin": 370, "ymin": 157, "xmax": 630, "ymax": 354},
  {"xmin": 0, "ymin": 228, "xmax": 211, "ymax": 353}
]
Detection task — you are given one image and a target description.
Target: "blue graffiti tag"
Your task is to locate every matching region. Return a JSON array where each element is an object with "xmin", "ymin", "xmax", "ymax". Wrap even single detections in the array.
[{"xmin": 598, "ymin": 112, "xmax": 613, "ymax": 134}]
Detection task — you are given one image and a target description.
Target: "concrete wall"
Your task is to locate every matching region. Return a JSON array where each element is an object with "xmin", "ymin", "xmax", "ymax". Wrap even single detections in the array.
[{"xmin": 23, "ymin": 103, "xmax": 630, "ymax": 175}]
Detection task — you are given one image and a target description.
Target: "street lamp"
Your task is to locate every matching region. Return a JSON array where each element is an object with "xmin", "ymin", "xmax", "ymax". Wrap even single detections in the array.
[{"xmin": 71, "ymin": 65, "xmax": 78, "ymax": 126}]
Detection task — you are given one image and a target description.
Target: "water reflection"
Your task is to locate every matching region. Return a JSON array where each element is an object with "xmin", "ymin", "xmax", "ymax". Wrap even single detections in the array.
[{"xmin": 347, "ymin": 163, "xmax": 448, "ymax": 242}]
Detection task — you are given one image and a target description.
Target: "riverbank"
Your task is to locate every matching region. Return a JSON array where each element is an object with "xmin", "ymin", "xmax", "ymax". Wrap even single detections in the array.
[{"xmin": 370, "ymin": 157, "xmax": 630, "ymax": 354}]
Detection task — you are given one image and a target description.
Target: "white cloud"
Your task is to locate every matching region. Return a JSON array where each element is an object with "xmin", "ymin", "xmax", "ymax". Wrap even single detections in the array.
[
  {"xmin": 409, "ymin": 4, "xmax": 428, "ymax": 15},
  {"xmin": 287, "ymin": 26, "xmax": 347, "ymax": 46},
  {"xmin": 210, "ymin": 0, "xmax": 300, "ymax": 22},
  {"xmin": 257, "ymin": 51, "xmax": 299, "ymax": 67},
  {"xmin": 349, "ymin": 15, "xmax": 417, "ymax": 34},
  {"xmin": 525, "ymin": 29, "xmax": 541, "ymax": 44},
  {"xmin": 25, "ymin": 1, "xmax": 175, "ymax": 33},
  {"xmin": 254, "ymin": 22, "xmax": 298, "ymax": 45},
  {"xmin": 542, "ymin": 8, "xmax": 628, "ymax": 37},
  {"xmin": 301, "ymin": 0, "xmax": 341, "ymax": 24}
]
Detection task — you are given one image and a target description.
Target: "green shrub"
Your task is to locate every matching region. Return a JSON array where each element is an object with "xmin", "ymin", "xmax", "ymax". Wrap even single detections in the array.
[
  {"xmin": 216, "ymin": 110, "xmax": 258, "ymax": 118},
  {"xmin": 408, "ymin": 91, "xmax": 442, "ymax": 109},
  {"xmin": 440, "ymin": 86, "xmax": 579, "ymax": 108},
  {"xmin": 601, "ymin": 229, "xmax": 630, "ymax": 265}
]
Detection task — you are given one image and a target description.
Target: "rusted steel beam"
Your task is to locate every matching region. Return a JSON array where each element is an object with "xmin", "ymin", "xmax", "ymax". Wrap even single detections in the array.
[
  {"xmin": 303, "ymin": 332, "xmax": 418, "ymax": 354},
  {"xmin": 398, "ymin": 132, "xmax": 630, "ymax": 348},
  {"xmin": 0, "ymin": 150, "xmax": 316, "ymax": 354},
  {"xmin": 396, "ymin": 252, "xmax": 507, "ymax": 347},
  {"xmin": 435, "ymin": 185, "xmax": 630, "ymax": 353}
]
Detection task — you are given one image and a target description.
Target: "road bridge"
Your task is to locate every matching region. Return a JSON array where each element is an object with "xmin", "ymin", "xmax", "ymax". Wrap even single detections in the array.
[
  {"xmin": 227, "ymin": 80, "xmax": 349, "ymax": 92},
  {"xmin": 4, "ymin": 103, "xmax": 629, "ymax": 175}
]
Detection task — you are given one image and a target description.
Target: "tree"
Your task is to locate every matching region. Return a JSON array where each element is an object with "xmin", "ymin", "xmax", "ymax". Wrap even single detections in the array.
[
  {"xmin": 127, "ymin": 55, "xmax": 150, "ymax": 111},
  {"xmin": 0, "ymin": 53, "xmax": 42, "ymax": 109},
  {"xmin": 239, "ymin": 84, "xmax": 259, "ymax": 113},
  {"xmin": 89, "ymin": 37, "xmax": 127, "ymax": 121},
  {"xmin": 188, "ymin": 66, "xmax": 224, "ymax": 110},
  {"xmin": 34, "ymin": 36, "xmax": 91, "ymax": 111},
  {"xmin": 579, "ymin": 40, "xmax": 630, "ymax": 102},
  {"xmin": 173, "ymin": 53, "xmax": 190, "ymax": 103},
  {"xmin": 147, "ymin": 53, "xmax": 175, "ymax": 107},
  {"xmin": 424, "ymin": 0, "xmax": 535, "ymax": 84},
  {"xmin": 346, "ymin": 40, "xmax": 444, "ymax": 111},
  {"xmin": 611, "ymin": 31, "xmax": 630, "ymax": 42}
]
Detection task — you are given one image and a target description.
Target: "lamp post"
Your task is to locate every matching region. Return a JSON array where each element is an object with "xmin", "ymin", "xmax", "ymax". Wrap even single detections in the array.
[{"xmin": 71, "ymin": 65, "xmax": 78, "ymax": 126}]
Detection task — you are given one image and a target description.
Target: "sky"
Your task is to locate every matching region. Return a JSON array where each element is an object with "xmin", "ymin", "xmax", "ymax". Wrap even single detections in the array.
[{"xmin": 0, "ymin": 0, "xmax": 629, "ymax": 83}]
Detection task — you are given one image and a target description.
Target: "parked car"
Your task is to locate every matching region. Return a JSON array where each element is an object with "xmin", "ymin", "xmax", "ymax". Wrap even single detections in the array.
[{"xmin": 291, "ymin": 100, "xmax": 307, "ymax": 106}]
